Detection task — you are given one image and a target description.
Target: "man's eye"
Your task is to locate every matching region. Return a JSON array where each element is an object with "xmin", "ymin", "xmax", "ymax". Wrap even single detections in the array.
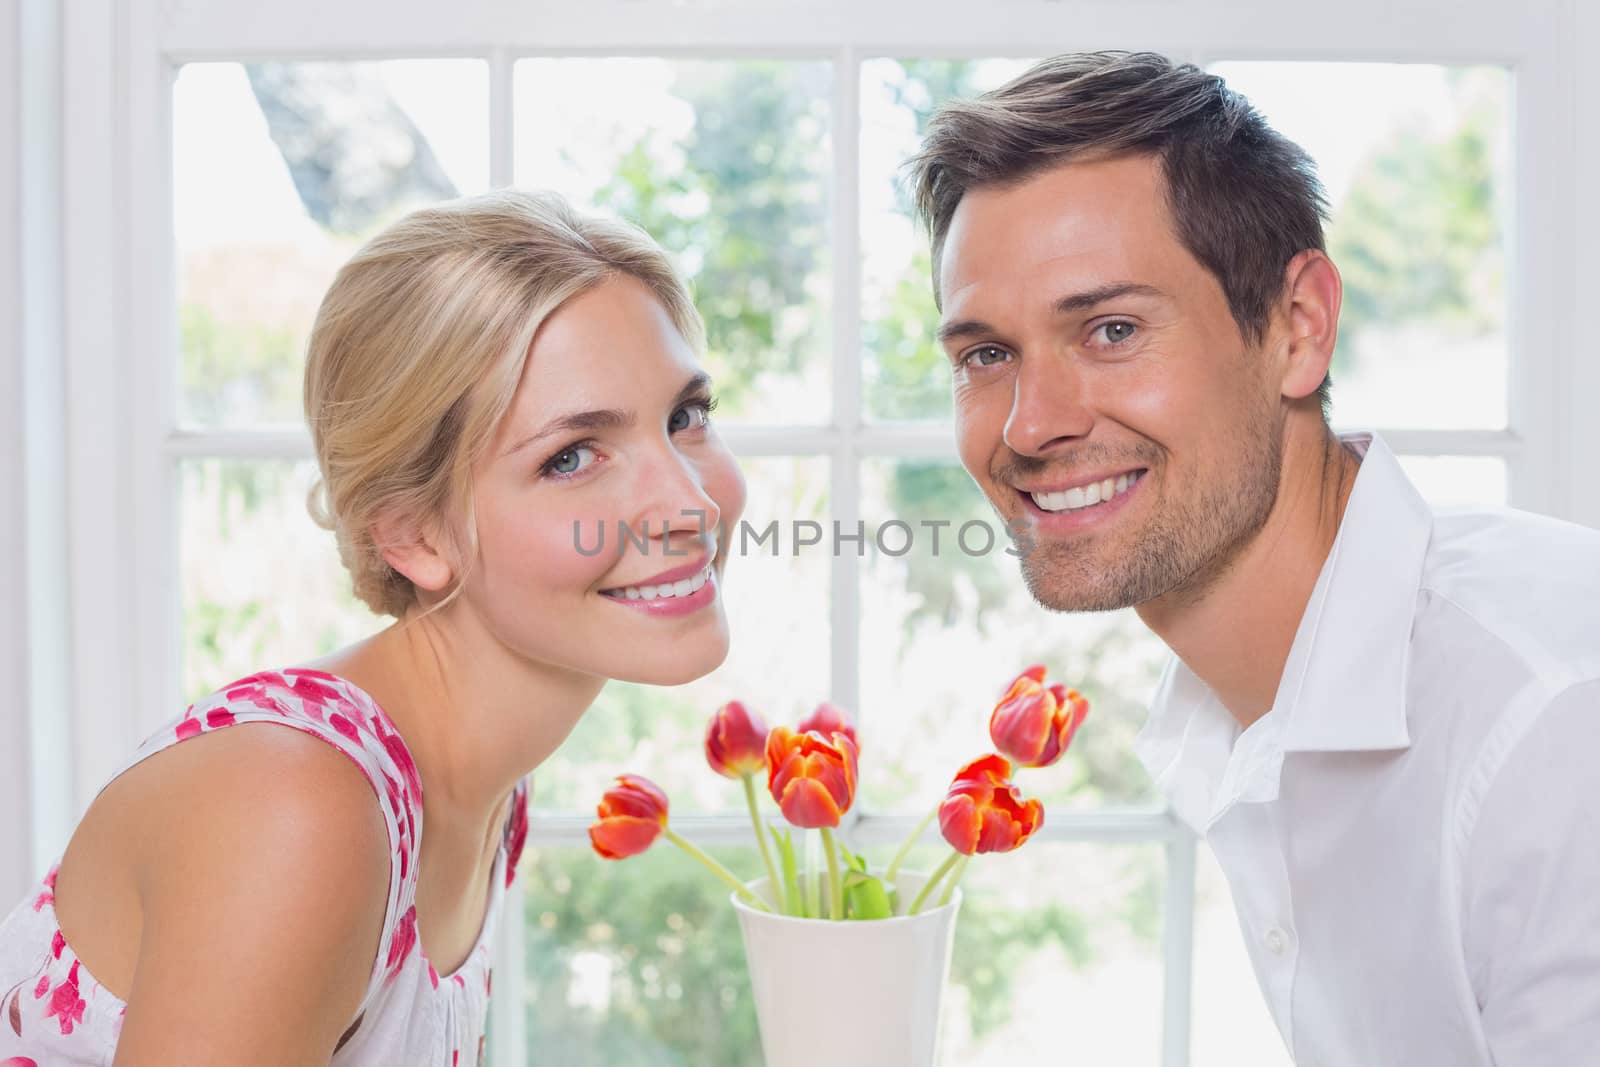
[
  {"xmin": 1096, "ymin": 322, "xmax": 1138, "ymax": 345},
  {"xmin": 964, "ymin": 346, "xmax": 1011, "ymax": 367}
]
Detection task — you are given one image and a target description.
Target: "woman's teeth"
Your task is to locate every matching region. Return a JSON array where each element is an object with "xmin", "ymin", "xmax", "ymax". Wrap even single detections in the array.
[
  {"xmin": 608, "ymin": 561, "xmax": 714, "ymax": 601},
  {"xmin": 1030, "ymin": 471, "xmax": 1143, "ymax": 513}
]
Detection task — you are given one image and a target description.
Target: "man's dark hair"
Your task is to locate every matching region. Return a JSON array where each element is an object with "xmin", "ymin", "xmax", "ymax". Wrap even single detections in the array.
[{"xmin": 907, "ymin": 51, "xmax": 1333, "ymax": 415}]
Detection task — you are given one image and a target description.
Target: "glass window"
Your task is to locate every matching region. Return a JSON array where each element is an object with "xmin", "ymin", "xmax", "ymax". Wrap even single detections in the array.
[
  {"xmin": 859, "ymin": 58, "xmax": 1036, "ymax": 423},
  {"xmin": 514, "ymin": 59, "xmax": 833, "ymax": 425},
  {"xmin": 520, "ymin": 841, "xmax": 1167, "ymax": 1066},
  {"xmin": 174, "ymin": 60, "xmax": 490, "ymax": 427},
  {"xmin": 179, "ymin": 460, "xmax": 382, "ymax": 701},
  {"xmin": 1209, "ymin": 63, "xmax": 1511, "ymax": 431}
]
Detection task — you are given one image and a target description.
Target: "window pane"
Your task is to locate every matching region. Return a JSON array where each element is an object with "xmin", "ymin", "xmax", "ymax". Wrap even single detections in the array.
[
  {"xmin": 520, "ymin": 841, "xmax": 1164, "ymax": 1066},
  {"xmin": 1397, "ymin": 455, "xmax": 1508, "ymax": 508},
  {"xmin": 860, "ymin": 58, "xmax": 1036, "ymax": 422},
  {"xmin": 174, "ymin": 60, "xmax": 490, "ymax": 427},
  {"xmin": 514, "ymin": 60, "xmax": 832, "ymax": 424},
  {"xmin": 179, "ymin": 460, "xmax": 383, "ymax": 702},
  {"xmin": 858, "ymin": 460, "xmax": 1163, "ymax": 815},
  {"xmin": 533, "ymin": 458, "xmax": 831, "ymax": 815},
  {"xmin": 1210, "ymin": 63, "xmax": 1511, "ymax": 430}
]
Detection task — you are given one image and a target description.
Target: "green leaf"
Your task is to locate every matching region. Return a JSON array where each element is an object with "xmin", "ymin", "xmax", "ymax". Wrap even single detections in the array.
[
  {"xmin": 769, "ymin": 824, "xmax": 805, "ymax": 918},
  {"xmin": 844, "ymin": 871, "xmax": 894, "ymax": 921}
]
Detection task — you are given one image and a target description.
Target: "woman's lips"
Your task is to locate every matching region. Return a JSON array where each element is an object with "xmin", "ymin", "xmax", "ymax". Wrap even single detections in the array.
[{"xmin": 600, "ymin": 566, "xmax": 719, "ymax": 618}]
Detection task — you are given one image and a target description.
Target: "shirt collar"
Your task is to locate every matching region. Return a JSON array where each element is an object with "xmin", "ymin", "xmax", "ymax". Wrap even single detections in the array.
[{"xmin": 1135, "ymin": 433, "xmax": 1431, "ymax": 827}]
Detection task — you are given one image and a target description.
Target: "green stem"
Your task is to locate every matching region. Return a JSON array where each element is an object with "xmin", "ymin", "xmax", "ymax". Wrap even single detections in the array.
[
  {"xmin": 663, "ymin": 827, "xmax": 770, "ymax": 912},
  {"xmin": 909, "ymin": 852, "xmax": 963, "ymax": 916},
  {"xmin": 742, "ymin": 775, "xmax": 786, "ymax": 914},
  {"xmin": 819, "ymin": 826, "xmax": 843, "ymax": 920},
  {"xmin": 886, "ymin": 803, "xmax": 940, "ymax": 884},
  {"xmin": 804, "ymin": 831, "xmax": 822, "ymax": 918},
  {"xmin": 938, "ymin": 855, "xmax": 972, "ymax": 908}
]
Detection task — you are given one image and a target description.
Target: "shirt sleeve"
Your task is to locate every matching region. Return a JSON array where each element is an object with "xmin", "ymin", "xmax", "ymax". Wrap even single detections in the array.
[{"xmin": 1462, "ymin": 678, "xmax": 1600, "ymax": 1065}]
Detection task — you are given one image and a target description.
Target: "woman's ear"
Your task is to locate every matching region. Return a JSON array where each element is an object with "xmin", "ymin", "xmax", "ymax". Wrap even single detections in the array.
[
  {"xmin": 1278, "ymin": 249, "xmax": 1342, "ymax": 401},
  {"xmin": 372, "ymin": 508, "xmax": 457, "ymax": 594}
]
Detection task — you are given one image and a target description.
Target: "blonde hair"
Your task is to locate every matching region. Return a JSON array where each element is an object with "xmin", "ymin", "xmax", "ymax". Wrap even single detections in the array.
[{"xmin": 304, "ymin": 189, "xmax": 704, "ymax": 617}]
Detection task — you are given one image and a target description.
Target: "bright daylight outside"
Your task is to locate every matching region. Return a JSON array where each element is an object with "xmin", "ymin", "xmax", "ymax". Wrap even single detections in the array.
[{"xmin": 171, "ymin": 55, "xmax": 1509, "ymax": 1065}]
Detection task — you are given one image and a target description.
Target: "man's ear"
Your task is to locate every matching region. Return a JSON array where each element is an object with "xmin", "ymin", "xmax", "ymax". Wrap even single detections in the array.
[
  {"xmin": 372, "ymin": 508, "xmax": 457, "ymax": 594},
  {"xmin": 1277, "ymin": 249, "xmax": 1342, "ymax": 401}
]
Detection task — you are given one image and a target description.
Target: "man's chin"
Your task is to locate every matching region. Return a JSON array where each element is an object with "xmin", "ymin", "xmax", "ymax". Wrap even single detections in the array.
[{"xmin": 1020, "ymin": 561, "xmax": 1139, "ymax": 614}]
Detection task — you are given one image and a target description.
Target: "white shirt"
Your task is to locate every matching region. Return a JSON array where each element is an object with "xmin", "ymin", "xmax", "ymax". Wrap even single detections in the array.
[{"xmin": 1137, "ymin": 433, "xmax": 1600, "ymax": 1067}]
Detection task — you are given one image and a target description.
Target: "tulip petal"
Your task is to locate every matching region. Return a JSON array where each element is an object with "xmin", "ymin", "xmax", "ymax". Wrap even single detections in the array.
[
  {"xmin": 938, "ymin": 793, "xmax": 981, "ymax": 856},
  {"xmin": 589, "ymin": 815, "xmax": 664, "ymax": 859},
  {"xmin": 705, "ymin": 699, "xmax": 770, "ymax": 778},
  {"xmin": 777, "ymin": 777, "xmax": 843, "ymax": 829}
]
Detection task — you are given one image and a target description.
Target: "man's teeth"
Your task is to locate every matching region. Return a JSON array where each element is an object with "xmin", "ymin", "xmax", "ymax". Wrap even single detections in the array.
[
  {"xmin": 1030, "ymin": 471, "xmax": 1142, "ymax": 513},
  {"xmin": 612, "ymin": 561, "xmax": 714, "ymax": 601}
]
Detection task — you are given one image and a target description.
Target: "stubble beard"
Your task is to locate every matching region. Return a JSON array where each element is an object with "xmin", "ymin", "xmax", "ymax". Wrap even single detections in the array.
[{"xmin": 1013, "ymin": 409, "xmax": 1284, "ymax": 614}]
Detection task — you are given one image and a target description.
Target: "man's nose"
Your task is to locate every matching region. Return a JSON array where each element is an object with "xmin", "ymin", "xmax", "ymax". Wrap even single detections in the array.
[{"xmin": 1003, "ymin": 353, "xmax": 1093, "ymax": 456}]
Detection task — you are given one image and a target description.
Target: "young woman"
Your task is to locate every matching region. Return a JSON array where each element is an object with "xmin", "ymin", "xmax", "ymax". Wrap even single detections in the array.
[{"xmin": 0, "ymin": 189, "xmax": 745, "ymax": 1065}]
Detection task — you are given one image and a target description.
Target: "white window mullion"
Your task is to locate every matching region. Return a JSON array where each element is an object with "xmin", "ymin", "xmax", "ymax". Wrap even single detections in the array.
[
  {"xmin": 16, "ymin": 0, "xmax": 74, "ymax": 882},
  {"xmin": 62, "ymin": 0, "xmax": 143, "ymax": 814},
  {"xmin": 1162, "ymin": 831, "xmax": 1199, "ymax": 1067},
  {"xmin": 489, "ymin": 46, "xmax": 514, "ymax": 189},
  {"xmin": 523, "ymin": 809, "xmax": 1181, "ymax": 849},
  {"xmin": 1506, "ymin": 44, "xmax": 1577, "ymax": 519},
  {"xmin": 830, "ymin": 45, "xmax": 865, "ymax": 834},
  {"xmin": 1575, "ymin": 3, "xmax": 1600, "ymax": 531},
  {"xmin": 130, "ymin": 21, "xmax": 182, "ymax": 739}
]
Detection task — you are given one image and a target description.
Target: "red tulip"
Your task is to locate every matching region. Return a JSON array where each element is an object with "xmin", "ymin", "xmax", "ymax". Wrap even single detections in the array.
[
  {"xmin": 988, "ymin": 666, "xmax": 1089, "ymax": 769},
  {"xmin": 589, "ymin": 774, "xmax": 669, "ymax": 860},
  {"xmin": 705, "ymin": 699, "xmax": 770, "ymax": 778},
  {"xmin": 938, "ymin": 753, "xmax": 1044, "ymax": 855},
  {"xmin": 766, "ymin": 726, "xmax": 859, "ymax": 829},
  {"xmin": 797, "ymin": 701, "xmax": 858, "ymax": 752}
]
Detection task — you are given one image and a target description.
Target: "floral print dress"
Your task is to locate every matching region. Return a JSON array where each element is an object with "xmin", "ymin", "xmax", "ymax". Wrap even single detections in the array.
[{"xmin": 0, "ymin": 669, "xmax": 529, "ymax": 1066}]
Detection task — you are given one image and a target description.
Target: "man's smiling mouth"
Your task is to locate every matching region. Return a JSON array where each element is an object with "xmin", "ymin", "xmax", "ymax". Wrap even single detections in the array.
[{"xmin": 1023, "ymin": 469, "xmax": 1147, "ymax": 513}]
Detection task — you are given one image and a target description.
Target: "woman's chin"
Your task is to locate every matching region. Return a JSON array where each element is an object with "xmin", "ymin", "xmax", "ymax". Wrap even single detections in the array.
[{"xmin": 606, "ymin": 630, "xmax": 732, "ymax": 687}]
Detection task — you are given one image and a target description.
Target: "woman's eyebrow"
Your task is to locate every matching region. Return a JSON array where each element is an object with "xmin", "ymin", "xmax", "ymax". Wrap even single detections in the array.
[{"xmin": 504, "ymin": 371, "xmax": 713, "ymax": 457}]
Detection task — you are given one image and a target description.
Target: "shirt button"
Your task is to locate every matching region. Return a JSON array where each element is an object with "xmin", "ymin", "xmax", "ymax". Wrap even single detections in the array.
[{"xmin": 1264, "ymin": 926, "xmax": 1289, "ymax": 955}]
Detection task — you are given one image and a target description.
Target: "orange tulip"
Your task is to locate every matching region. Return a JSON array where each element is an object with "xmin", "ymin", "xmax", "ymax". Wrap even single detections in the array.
[
  {"xmin": 766, "ymin": 726, "xmax": 859, "ymax": 829},
  {"xmin": 797, "ymin": 701, "xmax": 858, "ymax": 752},
  {"xmin": 938, "ymin": 754, "xmax": 1044, "ymax": 855},
  {"xmin": 988, "ymin": 666, "xmax": 1089, "ymax": 769},
  {"xmin": 705, "ymin": 699, "xmax": 770, "ymax": 778},
  {"xmin": 589, "ymin": 774, "xmax": 669, "ymax": 859}
]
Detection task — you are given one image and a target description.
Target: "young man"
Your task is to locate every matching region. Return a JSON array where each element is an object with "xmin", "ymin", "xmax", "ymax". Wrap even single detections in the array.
[{"xmin": 907, "ymin": 51, "xmax": 1599, "ymax": 1064}]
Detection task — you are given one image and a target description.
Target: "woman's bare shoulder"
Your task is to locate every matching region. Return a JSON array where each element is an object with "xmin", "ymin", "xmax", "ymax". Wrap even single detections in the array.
[{"xmin": 59, "ymin": 722, "xmax": 392, "ymax": 1064}]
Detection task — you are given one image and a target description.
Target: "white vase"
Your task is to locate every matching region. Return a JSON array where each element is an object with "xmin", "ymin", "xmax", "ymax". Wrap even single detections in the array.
[{"xmin": 731, "ymin": 870, "xmax": 962, "ymax": 1067}]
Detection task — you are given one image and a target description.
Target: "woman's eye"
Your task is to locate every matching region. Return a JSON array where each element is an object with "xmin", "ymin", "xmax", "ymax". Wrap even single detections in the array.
[
  {"xmin": 546, "ymin": 445, "xmax": 597, "ymax": 477},
  {"xmin": 669, "ymin": 400, "xmax": 714, "ymax": 433},
  {"xmin": 1096, "ymin": 322, "xmax": 1138, "ymax": 345},
  {"xmin": 964, "ymin": 345, "xmax": 1011, "ymax": 368}
]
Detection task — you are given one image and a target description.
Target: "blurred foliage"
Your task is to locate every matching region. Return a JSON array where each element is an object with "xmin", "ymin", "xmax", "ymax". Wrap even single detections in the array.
[
  {"xmin": 1327, "ymin": 67, "xmax": 1504, "ymax": 376},
  {"xmin": 588, "ymin": 61, "xmax": 831, "ymax": 416}
]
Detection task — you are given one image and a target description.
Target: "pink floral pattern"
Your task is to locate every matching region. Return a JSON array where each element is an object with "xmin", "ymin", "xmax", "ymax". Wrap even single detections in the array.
[
  {"xmin": 0, "ymin": 667, "xmax": 527, "ymax": 1064},
  {"xmin": 43, "ymin": 963, "xmax": 84, "ymax": 1036}
]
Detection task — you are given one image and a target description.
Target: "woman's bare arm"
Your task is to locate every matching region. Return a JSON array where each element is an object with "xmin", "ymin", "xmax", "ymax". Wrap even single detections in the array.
[{"xmin": 110, "ymin": 724, "xmax": 392, "ymax": 1065}]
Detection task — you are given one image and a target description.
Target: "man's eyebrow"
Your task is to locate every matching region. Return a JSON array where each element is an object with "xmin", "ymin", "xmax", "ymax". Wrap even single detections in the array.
[
  {"xmin": 1053, "ymin": 282, "xmax": 1167, "ymax": 315},
  {"xmin": 936, "ymin": 318, "xmax": 999, "ymax": 346},
  {"xmin": 503, "ymin": 371, "xmax": 713, "ymax": 457},
  {"xmin": 937, "ymin": 283, "xmax": 1168, "ymax": 348}
]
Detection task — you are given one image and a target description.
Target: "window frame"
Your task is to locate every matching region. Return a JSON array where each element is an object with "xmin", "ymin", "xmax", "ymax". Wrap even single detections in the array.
[{"xmin": 35, "ymin": 2, "xmax": 1585, "ymax": 1064}]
